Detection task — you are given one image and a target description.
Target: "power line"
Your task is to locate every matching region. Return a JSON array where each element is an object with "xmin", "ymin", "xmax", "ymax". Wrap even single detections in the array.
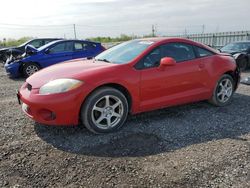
[{"xmin": 0, "ymin": 23, "xmax": 72, "ymax": 27}]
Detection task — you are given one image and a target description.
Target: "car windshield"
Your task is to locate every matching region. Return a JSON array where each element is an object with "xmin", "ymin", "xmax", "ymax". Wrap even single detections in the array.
[
  {"xmin": 18, "ymin": 40, "xmax": 33, "ymax": 47},
  {"xmin": 221, "ymin": 43, "xmax": 250, "ymax": 52},
  {"xmin": 37, "ymin": 40, "xmax": 62, "ymax": 51},
  {"xmin": 95, "ymin": 40, "xmax": 154, "ymax": 64}
]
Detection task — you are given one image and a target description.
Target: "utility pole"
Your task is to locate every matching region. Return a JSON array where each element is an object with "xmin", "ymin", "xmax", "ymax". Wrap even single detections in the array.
[
  {"xmin": 184, "ymin": 28, "xmax": 187, "ymax": 36},
  {"xmin": 202, "ymin": 24, "xmax": 205, "ymax": 34},
  {"xmin": 152, "ymin": 25, "xmax": 155, "ymax": 37},
  {"xmin": 73, "ymin": 24, "xmax": 77, "ymax": 39}
]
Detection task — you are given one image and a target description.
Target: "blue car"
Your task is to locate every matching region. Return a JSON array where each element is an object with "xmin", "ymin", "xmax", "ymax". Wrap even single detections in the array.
[{"xmin": 4, "ymin": 40, "xmax": 105, "ymax": 77}]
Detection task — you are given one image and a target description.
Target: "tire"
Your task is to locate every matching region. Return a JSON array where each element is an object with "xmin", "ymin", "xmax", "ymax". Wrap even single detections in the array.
[
  {"xmin": 238, "ymin": 58, "xmax": 248, "ymax": 71},
  {"xmin": 22, "ymin": 62, "xmax": 40, "ymax": 77},
  {"xmin": 209, "ymin": 74, "xmax": 235, "ymax": 107},
  {"xmin": 81, "ymin": 87, "xmax": 129, "ymax": 134}
]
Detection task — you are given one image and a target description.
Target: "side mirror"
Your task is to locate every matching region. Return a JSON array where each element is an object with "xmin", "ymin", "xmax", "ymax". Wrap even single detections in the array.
[
  {"xmin": 44, "ymin": 48, "xmax": 50, "ymax": 54},
  {"xmin": 160, "ymin": 57, "xmax": 176, "ymax": 67}
]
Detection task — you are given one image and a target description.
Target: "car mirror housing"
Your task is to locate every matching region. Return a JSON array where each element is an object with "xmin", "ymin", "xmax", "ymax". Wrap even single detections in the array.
[{"xmin": 160, "ymin": 57, "xmax": 176, "ymax": 67}]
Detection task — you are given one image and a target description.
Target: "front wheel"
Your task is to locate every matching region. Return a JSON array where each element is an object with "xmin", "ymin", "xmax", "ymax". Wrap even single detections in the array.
[
  {"xmin": 209, "ymin": 74, "xmax": 235, "ymax": 107},
  {"xmin": 81, "ymin": 87, "xmax": 129, "ymax": 134},
  {"xmin": 22, "ymin": 62, "xmax": 40, "ymax": 77}
]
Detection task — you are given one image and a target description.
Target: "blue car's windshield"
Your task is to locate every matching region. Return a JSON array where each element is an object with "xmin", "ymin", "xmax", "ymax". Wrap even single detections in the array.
[
  {"xmin": 95, "ymin": 40, "xmax": 154, "ymax": 64},
  {"xmin": 37, "ymin": 40, "xmax": 62, "ymax": 51},
  {"xmin": 18, "ymin": 39, "xmax": 32, "ymax": 47}
]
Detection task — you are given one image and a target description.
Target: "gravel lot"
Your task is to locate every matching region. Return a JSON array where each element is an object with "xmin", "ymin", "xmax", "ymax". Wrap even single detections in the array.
[{"xmin": 0, "ymin": 65, "xmax": 249, "ymax": 187}]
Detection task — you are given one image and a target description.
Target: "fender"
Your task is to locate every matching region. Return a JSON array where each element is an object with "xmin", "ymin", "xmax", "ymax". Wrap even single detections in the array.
[{"xmin": 233, "ymin": 53, "xmax": 247, "ymax": 60}]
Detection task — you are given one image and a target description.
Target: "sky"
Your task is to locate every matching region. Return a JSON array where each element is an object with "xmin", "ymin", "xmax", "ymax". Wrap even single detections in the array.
[{"xmin": 0, "ymin": 0, "xmax": 249, "ymax": 39}]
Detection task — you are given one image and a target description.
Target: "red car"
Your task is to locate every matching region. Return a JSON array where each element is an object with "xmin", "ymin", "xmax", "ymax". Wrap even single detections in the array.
[{"xmin": 18, "ymin": 38, "xmax": 240, "ymax": 134}]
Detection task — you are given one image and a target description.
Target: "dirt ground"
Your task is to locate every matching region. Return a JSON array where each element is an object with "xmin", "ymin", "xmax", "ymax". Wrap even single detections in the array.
[{"xmin": 0, "ymin": 65, "xmax": 249, "ymax": 188}]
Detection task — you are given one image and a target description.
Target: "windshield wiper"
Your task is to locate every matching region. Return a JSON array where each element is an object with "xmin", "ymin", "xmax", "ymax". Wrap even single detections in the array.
[{"xmin": 95, "ymin": 58, "xmax": 112, "ymax": 63}]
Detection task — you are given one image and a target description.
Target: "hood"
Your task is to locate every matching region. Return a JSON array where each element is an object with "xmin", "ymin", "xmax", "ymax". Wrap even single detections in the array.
[
  {"xmin": 220, "ymin": 50, "xmax": 241, "ymax": 55},
  {"xmin": 26, "ymin": 59, "xmax": 119, "ymax": 88},
  {"xmin": 0, "ymin": 47, "xmax": 12, "ymax": 52}
]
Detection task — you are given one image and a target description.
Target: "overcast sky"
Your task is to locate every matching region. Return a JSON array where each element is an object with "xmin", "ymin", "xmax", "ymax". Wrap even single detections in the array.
[{"xmin": 0, "ymin": 0, "xmax": 249, "ymax": 39}]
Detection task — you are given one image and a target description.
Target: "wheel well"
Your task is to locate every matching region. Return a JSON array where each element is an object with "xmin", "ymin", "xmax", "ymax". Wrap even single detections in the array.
[
  {"xmin": 237, "ymin": 55, "xmax": 249, "ymax": 65},
  {"xmin": 19, "ymin": 62, "xmax": 41, "ymax": 74},
  {"xmin": 93, "ymin": 83, "xmax": 132, "ymax": 110},
  {"xmin": 224, "ymin": 71, "xmax": 238, "ymax": 90},
  {"xmin": 78, "ymin": 83, "xmax": 133, "ymax": 124},
  {"xmin": 80, "ymin": 83, "xmax": 132, "ymax": 114}
]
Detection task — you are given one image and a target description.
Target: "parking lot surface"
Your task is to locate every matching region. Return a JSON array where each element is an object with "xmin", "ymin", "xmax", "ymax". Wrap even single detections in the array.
[{"xmin": 0, "ymin": 65, "xmax": 249, "ymax": 187}]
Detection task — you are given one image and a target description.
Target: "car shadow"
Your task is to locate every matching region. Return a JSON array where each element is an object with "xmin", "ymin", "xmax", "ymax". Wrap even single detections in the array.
[{"xmin": 34, "ymin": 93, "xmax": 250, "ymax": 157}]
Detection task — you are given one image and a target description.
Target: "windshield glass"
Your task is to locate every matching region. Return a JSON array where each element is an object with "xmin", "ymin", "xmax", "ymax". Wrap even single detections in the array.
[
  {"xmin": 37, "ymin": 40, "xmax": 62, "ymax": 51},
  {"xmin": 18, "ymin": 40, "xmax": 32, "ymax": 47},
  {"xmin": 221, "ymin": 43, "xmax": 250, "ymax": 52},
  {"xmin": 95, "ymin": 40, "xmax": 154, "ymax": 64}
]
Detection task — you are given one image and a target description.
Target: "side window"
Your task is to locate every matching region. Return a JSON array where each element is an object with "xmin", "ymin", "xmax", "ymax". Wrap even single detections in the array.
[
  {"xmin": 196, "ymin": 47, "xmax": 214, "ymax": 58},
  {"xmin": 161, "ymin": 43, "xmax": 195, "ymax": 63},
  {"xmin": 65, "ymin": 42, "xmax": 73, "ymax": 52},
  {"xmin": 49, "ymin": 42, "xmax": 73, "ymax": 53},
  {"xmin": 74, "ymin": 42, "xmax": 84, "ymax": 51},
  {"xmin": 29, "ymin": 40, "xmax": 43, "ymax": 48},
  {"xmin": 86, "ymin": 43, "xmax": 96, "ymax": 50},
  {"xmin": 142, "ymin": 48, "xmax": 161, "ymax": 68}
]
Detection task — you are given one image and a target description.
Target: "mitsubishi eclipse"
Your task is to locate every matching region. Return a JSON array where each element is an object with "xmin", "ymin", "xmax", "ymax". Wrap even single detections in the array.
[{"xmin": 17, "ymin": 38, "xmax": 240, "ymax": 134}]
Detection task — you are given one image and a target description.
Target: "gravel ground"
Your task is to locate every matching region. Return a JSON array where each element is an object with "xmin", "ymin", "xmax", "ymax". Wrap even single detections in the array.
[{"xmin": 0, "ymin": 65, "xmax": 249, "ymax": 188}]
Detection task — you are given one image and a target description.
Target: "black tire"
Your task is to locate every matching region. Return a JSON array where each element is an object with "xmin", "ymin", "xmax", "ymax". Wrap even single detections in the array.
[
  {"xmin": 238, "ymin": 58, "xmax": 248, "ymax": 71},
  {"xmin": 209, "ymin": 74, "xmax": 235, "ymax": 107},
  {"xmin": 22, "ymin": 62, "xmax": 40, "ymax": 77},
  {"xmin": 81, "ymin": 87, "xmax": 129, "ymax": 134}
]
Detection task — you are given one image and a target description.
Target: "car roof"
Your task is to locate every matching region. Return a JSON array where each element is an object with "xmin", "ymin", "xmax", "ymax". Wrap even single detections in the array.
[
  {"xmin": 51, "ymin": 39, "xmax": 100, "ymax": 44},
  {"xmin": 136, "ymin": 37, "xmax": 218, "ymax": 53}
]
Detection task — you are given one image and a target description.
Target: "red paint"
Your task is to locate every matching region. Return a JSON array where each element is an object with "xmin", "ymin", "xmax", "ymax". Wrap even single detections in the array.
[{"xmin": 19, "ymin": 38, "xmax": 238, "ymax": 126}]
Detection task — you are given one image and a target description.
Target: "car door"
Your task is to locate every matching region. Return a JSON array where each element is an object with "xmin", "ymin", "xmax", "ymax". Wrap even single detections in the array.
[
  {"xmin": 72, "ymin": 42, "xmax": 94, "ymax": 59},
  {"xmin": 139, "ymin": 42, "xmax": 210, "ymax": 111},
  {"xmin": 39, "ymin": 41, "xmax": 74, "ymax": 67}
]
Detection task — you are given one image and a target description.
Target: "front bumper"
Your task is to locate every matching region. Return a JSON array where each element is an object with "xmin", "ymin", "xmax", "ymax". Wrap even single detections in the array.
[
  {"xmin": 18, "ymin": 82, "xmax": 88, "ymax": 126},
  {"xmin": 4, "ymin": 62, "xmax": 21, "ymax": 77}
]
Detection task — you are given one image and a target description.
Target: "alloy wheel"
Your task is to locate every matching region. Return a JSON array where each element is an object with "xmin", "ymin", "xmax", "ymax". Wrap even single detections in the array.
[
  {"xmin": 91, "ymin": 95, "xmax": 124, "ymax": 129},
  {"xmin": 216, "ymin": 78, "xmax": 233, "ymax": 103},
  {"xmin": 26, "ymin": 65, "xmax": 39, "ymax": 76}
]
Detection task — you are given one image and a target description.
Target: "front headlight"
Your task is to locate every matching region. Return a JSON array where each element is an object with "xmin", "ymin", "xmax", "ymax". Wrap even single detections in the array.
[{"xmin": 39, "ymin": 78, "xmax": 83, "ymax": 95}]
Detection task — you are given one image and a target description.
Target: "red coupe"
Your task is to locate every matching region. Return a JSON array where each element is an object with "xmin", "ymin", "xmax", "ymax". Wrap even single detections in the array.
[{"xmin": 18, "ymin": 38, "xmax": 240, "ymax": 133}]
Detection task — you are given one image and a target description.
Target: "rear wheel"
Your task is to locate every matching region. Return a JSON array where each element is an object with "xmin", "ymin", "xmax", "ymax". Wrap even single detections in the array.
[
  {"xmin": 209, "ymin": 74, "xmax": 235, "ymax": 107},
  {"xmin": 81, "ymin": 87, "xmax": 129, "ymax": 134},
  {"xmin": 22, "ymin": 62, "xmax": 40, "ymax": 77}
]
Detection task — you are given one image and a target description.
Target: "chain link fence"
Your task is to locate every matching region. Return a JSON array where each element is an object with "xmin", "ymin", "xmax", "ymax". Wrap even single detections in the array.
[
  {"xmin": 181, "ymin": 31, "xmax": 250, "ymax": 49},
  {"xmin": 103, "ymin": 31, "xmax": 250, "ymax": 49}
]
